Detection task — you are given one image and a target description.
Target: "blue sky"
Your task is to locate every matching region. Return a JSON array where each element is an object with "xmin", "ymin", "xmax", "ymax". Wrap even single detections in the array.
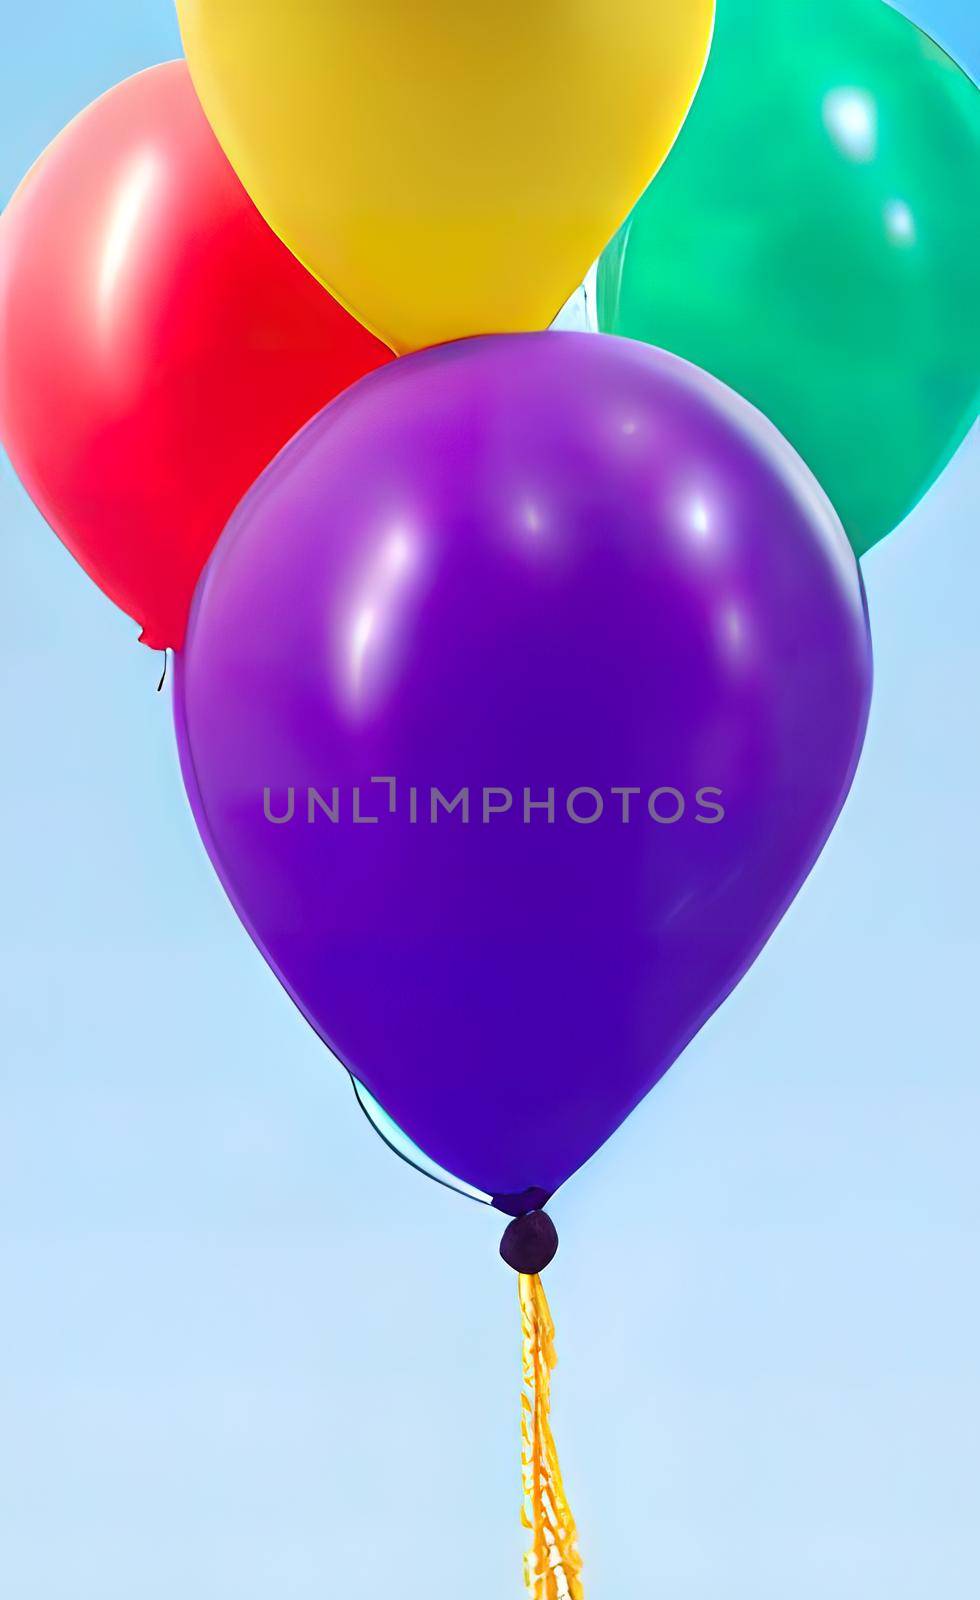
[{"xmin": 1, "ymin": 5, "xmax": 978, "ymax": 1597}]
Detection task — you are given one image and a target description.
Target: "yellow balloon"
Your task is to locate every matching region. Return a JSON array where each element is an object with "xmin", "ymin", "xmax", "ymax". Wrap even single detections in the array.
[{"xmin": 177, "ymin": 1, "xmax": 715, "ymax": 354}]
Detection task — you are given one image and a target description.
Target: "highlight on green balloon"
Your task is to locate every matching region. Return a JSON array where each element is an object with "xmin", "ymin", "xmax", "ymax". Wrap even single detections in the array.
[{"xmin": 598, "ymin": 0, "xmax": 980, "ymax": 560}]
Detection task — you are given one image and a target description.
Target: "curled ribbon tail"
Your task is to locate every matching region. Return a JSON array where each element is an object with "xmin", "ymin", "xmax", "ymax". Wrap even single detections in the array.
[{"xmin": 519, "ymin": 1272, "xmax": 583, "ymax": 1600}]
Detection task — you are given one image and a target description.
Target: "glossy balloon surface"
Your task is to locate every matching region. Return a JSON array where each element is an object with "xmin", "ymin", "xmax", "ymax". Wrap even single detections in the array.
[
  {"xmin": 0, "ymin": 62, "xmax": 391, "ymax": 649},
  {"xmin": 598, "ymin": 0, "xmax": 980, "ymax": 558},
  {"xmin": 176, "ymin": 0, "xmax": 714, "ymax": 353},
  {"xmin": 175, "ymin": 333, "xmax": 872, "ymax": 1203}
]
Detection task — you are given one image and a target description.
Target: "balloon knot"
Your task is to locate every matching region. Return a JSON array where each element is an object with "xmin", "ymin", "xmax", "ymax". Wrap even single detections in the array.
[{"xmin": 500, "ymin": 1211, "xmax": 559, "ymax": 1275}]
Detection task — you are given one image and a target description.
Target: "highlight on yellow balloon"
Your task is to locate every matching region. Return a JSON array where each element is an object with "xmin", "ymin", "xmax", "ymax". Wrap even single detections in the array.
[{"xmin": 176, "ymin": 1, "xmax": 715, "ymax": 354}]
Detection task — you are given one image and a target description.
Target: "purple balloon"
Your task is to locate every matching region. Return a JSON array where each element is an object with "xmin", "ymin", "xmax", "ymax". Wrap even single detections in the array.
[{"xmin": 174, "ymin": 333, "xmax": 871, "ymax": 1207}]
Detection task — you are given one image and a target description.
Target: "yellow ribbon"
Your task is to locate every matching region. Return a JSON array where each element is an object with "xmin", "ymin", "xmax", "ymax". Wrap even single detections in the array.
[{"xmin": 519, "ymin": 1273, "xmax": 583, "ymax": 1600}]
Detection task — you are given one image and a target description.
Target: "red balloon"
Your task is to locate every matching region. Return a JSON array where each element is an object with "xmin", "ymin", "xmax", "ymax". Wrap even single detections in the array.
[{"xmin": 0, "ymin": 61, "xmax": 392, "ymax": 649}]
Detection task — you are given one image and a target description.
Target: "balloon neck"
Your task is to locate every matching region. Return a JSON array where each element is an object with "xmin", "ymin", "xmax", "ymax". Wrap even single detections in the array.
[
  {"xmin": 139, "ymin": 621, "xmax": 183, "ymax": 652},
  {"xmin": 492, "ymin": 1185, "xmax": 552, "ymax": 1218}
]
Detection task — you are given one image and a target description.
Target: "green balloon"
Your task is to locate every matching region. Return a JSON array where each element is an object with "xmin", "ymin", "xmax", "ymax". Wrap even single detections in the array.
[{"xmin": 598, "ymin": 0, "xmax": 980, "ymax": 558}]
